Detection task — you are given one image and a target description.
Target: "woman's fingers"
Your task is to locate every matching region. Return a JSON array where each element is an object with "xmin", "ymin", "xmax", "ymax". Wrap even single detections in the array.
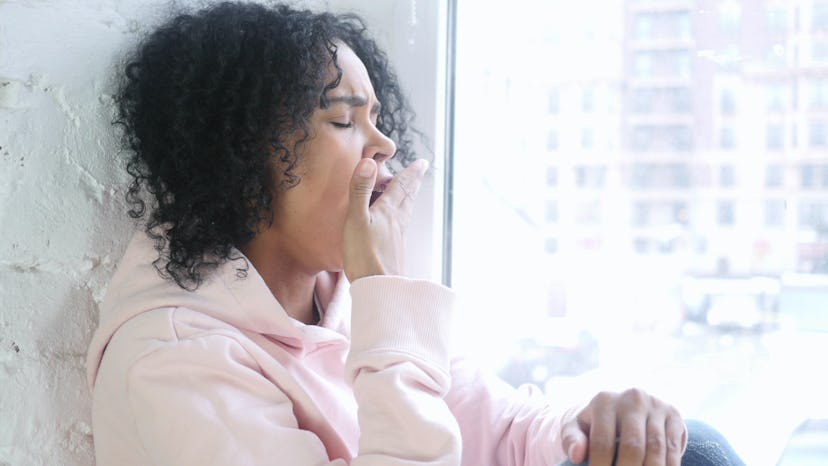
[
  {"xmin": 642, "ymin": 413, "xmax": 667, "ymax": 466},
  {"xmin": 571, "ymin": 389, "xmax": 685, "ymax": 466},
  {"xmin": 587, "ymin": 392, "xmax": 619, "ymax": 466},
  {"xmin": 342, "ymin": 158, "xmax": 428, "ymax": 282},
  {"xmin": 665, "ymin": 413, "xmax": 687, "ymax": 466},
  {"xmin": 560, "ymin": 415, "xmax": 589, "ymax": 464},
  {"xmin": 374, "ymin": 159, "xmax": 428, "ymax": 211}
]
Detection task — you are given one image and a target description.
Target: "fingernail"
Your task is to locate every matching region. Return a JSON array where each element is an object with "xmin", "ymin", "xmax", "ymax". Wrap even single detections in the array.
[{"xmin": 359, "ymin": 160, "xmax": 374, "ymax": 178}]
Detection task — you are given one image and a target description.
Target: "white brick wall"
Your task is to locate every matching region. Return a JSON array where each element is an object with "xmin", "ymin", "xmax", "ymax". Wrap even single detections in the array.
[{"xmin": 0, "ymin": 1, "xmax": 442, "ymax": 464}]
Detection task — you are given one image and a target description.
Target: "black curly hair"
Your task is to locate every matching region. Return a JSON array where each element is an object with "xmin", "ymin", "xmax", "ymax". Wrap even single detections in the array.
[{"xmin": 116, "ymin": 1, "xmax": 416, "ymax": 290}]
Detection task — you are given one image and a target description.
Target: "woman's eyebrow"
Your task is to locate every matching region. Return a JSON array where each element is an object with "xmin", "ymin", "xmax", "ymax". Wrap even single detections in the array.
[{"xmin": 326, "ymin": 95, "xmax": 381, "ymax": 113}]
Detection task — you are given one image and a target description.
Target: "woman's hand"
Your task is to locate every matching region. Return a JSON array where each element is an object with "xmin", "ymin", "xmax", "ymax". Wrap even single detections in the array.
[
  {"xmin": 342, "ymin": 158, "xmax": 428, "ymax": 282},
  {"xmin": 561, "ymin": 388, "xmax": 687, "ymax": 466}
]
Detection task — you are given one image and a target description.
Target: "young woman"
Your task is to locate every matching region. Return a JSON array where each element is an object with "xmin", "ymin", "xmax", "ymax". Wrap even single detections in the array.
[{"xmin": 86, "ymin": 2, "xmax": 744, "ymax": 465}]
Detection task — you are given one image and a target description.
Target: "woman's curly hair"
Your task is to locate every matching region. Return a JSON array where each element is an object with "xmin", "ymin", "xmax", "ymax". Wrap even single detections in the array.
[{"xmin": 116, "ymin": 1, "xmax": 415, "ymax": 290}]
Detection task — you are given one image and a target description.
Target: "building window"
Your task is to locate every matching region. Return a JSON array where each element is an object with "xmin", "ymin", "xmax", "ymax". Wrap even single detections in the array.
[
  {"xmin": 767, "ymin": 123, "xmax": 785, "ymax": 150},
  {"xmin": 810, "ymin": 121, "xmax": 828, "ymax": 148},
  {"xmin": 581, "ymin": 128, "xmax": 594, "ymax": 149},
  {"xmin": 635, "ymin": 14, "xmax": 654, "ymax": 40},
  {"xmin": 813, "ymin": 2, "xmax": 828, "ymax": 32},
  {"xmin": 766, "ymin": 164, "xmax": 784, "ymax": 187},
  {"xmin": 629, "ymin": 163, "xmax": 692, "ymax": 189},
  {"xmin": 631, "ymin": 89, "xmax": 653, "ymax": 114},
  {"xmin": 799, "ymin": 201, "xmax": 828, "ymax": 229},
  {"xmin": 720, "ymin": 165, "xmax": 736, "ymax": 187},
  {"xmin": 719, "ymin": 1, "xmax": 742, "ymax": 35},
  {"xmin": 548, "ymin": 89, "xmax": 560, "ymax": 114},
  {"xmin": 545, "ymin": 199, "xmax": 559, "ymax": 222},
  {"xmin": 721, "ymin": 89, "xmax": 736, "ymax": 114},
  {"xmin": 575, "ymin": 200, "xmax": 601, "ymax": 225},
  {"xmin": 809, "ymin": 79, "xmax": 828, "ymax": 109},
  {"xmin": 575, "ymin": 165, "xmax": 606, "ymax": 189},
  {"xmin": 766, "ymin": 83, "xmax": 786, "ymax": 111},
  {"xmin": 766, "ymin": 6, "xmax": 787, "ymax": 35},
  {"xmin": 814, "ymin": 40, "xmax": 828, "ymax": 63},
  {"xmin": 765, "ymin": 200, "xmax": 786, "ymax": 227},
  {"xmin": 546, "ymin": 166, "xmax": 558, "ymax": 187},
  {"xmin": 718, "ymin": 201, "xmax": 735, "ymax": 225},
  {"xmin": 544, "ymin": 237, "xmax": 559, "ymax": 254},
  {"xmin": 634, "ymin": 53, "xmax": 653, "ymax": 77},
  {"xmin": 672, "ymin": 87, "xmax": 692, "ymax": 113},
  {"xmin": 582, "ymin": 88, "xmax": 595, "ymax": 113},
  {"xmin": 720, "ymin": 127, "xmax": 736, "ymax": 149},
  {"xmin": 547, "ymin": 130, "xmax": 559, "ymax": 151},
  {"xmin": 801, "ymin": 164, "xmax": 816, "ymax": 188}
]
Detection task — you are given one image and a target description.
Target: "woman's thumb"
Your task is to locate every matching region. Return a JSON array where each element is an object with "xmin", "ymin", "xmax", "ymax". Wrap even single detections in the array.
[
  {"xmin": 561, "ymin": 420, "xmax": 589, "ymax": 464},
  {"xmin": 348, "ymin": 158, "xmax": 377, "ymax": 220}
]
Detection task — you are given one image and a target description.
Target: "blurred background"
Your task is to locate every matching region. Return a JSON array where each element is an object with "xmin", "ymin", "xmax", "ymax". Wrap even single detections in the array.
[{"xmin": 449, "ymin": 1, "xmax": 828, "ymax": 465}]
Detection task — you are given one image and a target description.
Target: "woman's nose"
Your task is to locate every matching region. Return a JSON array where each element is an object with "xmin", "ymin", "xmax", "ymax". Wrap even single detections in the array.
[{"xmin": 365, "ymin": 126, "xmax": 397, "ymax": 164}]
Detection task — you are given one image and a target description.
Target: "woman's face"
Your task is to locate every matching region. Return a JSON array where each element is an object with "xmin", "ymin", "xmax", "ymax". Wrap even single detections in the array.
[{"xmin": 266, "ymin": 42, "xmax": 397, "ymax": 274}]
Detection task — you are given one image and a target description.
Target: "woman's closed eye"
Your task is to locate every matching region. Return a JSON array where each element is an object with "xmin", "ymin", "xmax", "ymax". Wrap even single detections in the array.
[{"xmin": 331, "ymin": 121, "xmax": 353, "ymax": 129}]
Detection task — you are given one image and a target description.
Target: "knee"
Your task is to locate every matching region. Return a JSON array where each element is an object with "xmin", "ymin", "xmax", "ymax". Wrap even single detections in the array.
[{"xmin": 682, "ymin": 419, "xmax": 745, "ymax": 466}]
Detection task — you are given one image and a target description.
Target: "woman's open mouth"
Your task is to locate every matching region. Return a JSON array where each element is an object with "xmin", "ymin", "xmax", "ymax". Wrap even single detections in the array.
[
  {"xmin": 369, "ymin": 190, "xmax": 383, "ymax": 206},
  {"xmin": 369, "ymin": 176, "xmax": 393, "ymax": 206}
]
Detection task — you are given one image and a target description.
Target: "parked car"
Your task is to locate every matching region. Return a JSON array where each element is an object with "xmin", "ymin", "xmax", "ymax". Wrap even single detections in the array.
[
  {"xmin": 679, "ymin": 275, "xmax": 780, "ymax": 331},
  {"xmin": 497, "ymin": 319, "xmax": 599, "ymax": 388}
]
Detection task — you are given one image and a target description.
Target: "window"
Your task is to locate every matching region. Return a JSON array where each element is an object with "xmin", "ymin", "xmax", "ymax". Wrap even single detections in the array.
[
  {"xmin": 581, "ymin": 128, "xmax": 594, "ymax": 149},
  {"xmin": 634, "ymin": 14, "xmax": 653, "ymax": 40},
  {"xmin": 547, "ymin": 130, "xmax": 559, "ymax": 151},
  {"xmin": 582, "ymin": 87, "xmax": 595, "ymax": 113},
  {"xmin": 575, "ymin": 200, "xmax": 602, "ymax": 225},
  {"xmin": 576, "ymin": 165, "xmax": 606, "ymax": 189},
  {"xmin": 766, "ymin": 83, "xmax": 786, "ymax": 111},
  {"xmin": 546, "ymin": 166, "xmax": 558, "ymax": 187},
  {"xmin": 799, "ymin": 201, "xmax": 828, "ymax": 228},
  {"xmin": 721, "ymin": 89, "xmax": 736, "ymax": 115},
  {"xmin": 720, "ymin": 165, "xmax": 736, "ymax": 187},
  {"xmin": 809, "ymin": 79, "xmax": 828, "ymax": 109},
  {"xmin": 634, "ymin": 52, "xmax": 653, "ymax": 77},
  {"xmin": 802, "ymin": 164, "xmax": 816, "ymax": 188},
  {"xmin": 767, "ymin": 123, "xmax": 785, "ymax": 150},
  {"xmin": 814, "ymin": 40, "xmax": 828, "ymax": 64},
  {"xmin": 720, "ymin": 127, "xmax": 736, "ymax": 149},
  {"xmin": 766, "ymin": 6, "xmax": 787, "ymax": 35},
  {"xmin": 765, "ymin": 199, "xmax": 786, "ymax": 227},
  {"xmin": 544, "ymin": 237, "xmax": 559, "ymax": 254},
  {"xmin": 814, "ymin": 1, "xmax": 828, "ymax": 31},
  {"xmin": 719, "ymin": 1, "xmax": 741, "ymax": 35},
  {"xmin": 810, "ymin": 120, "xmax": 828, "ymax": 148},
  {"xmin": 631, "ymin": 88, "xmax": 691, "ymax": 114},
  {"xmin": 548, "ymin": 90, "xmax": 560, "ymax": 114},
  {"xmin": 634, "ymin": 11, "xmax": 692, "ymax": 41},
  {"xmin": 766, "ymin": 164, "xmax": 784, "ymax": 188},
  {"xmin": 451, "ymin": 5, "xmax": 828, "ymax": 464},
  {"xmin": 718, "ymin": 200, "xmax": 735, "ymax": 225},
  {"xmin": 545, "ymin": 199, "xmax": 559, "ymax": 222}
]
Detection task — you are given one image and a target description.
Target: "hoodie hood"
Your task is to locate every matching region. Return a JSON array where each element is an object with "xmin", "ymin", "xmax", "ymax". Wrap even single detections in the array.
[{"xmin": 86, "ymin": 231, "xmax": 349, "ymax": 389}]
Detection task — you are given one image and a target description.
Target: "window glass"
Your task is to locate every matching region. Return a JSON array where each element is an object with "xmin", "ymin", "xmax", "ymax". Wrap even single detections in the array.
[
  {"xmin": 810, "ymin": 120, "xmax": 828, "ymax": 148},
  {"xmin": 451, "ymin": 3, "xmax": 828, "ymax": 465}
]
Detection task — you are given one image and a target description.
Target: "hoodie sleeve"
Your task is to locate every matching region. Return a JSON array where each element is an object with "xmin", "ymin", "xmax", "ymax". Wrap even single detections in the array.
[
  {"xmin": 348, "ymin": 275, "xmax": 462, "ymax": 465},
  {"xmin": 445, "ymin": 357, "xmax": 579, "ymax": 466},
  {"xmin": 123, "ymin": 275, "xmax": 461, "ymax": 466}
]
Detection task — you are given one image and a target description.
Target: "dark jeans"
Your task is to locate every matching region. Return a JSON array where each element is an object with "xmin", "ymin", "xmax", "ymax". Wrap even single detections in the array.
[{"xmin": 557, "ymin": 419, "xmax": 745, "ymax": 466}]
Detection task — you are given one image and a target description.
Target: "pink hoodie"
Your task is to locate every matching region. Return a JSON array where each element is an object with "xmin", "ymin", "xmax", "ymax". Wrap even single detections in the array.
[{"xmin": 86, "ymin": 232, "xmax": 571, "ymax": 465}]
